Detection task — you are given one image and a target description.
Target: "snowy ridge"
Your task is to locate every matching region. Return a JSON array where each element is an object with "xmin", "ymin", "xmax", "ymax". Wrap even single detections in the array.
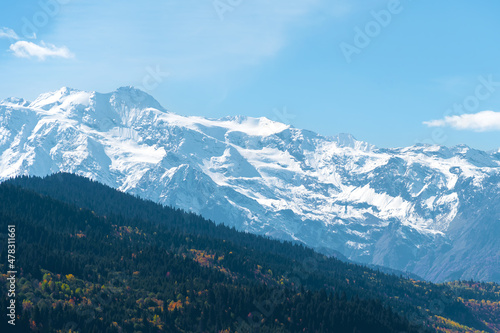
[{"xmin": 0, "ymin": 87, "xmax": 499, "ymax": 282}]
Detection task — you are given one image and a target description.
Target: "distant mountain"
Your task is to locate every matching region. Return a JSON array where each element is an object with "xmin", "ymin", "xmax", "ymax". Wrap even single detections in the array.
[{"xmin": 0, "ymin": 87, "xmax": 499, "ymax": 283}]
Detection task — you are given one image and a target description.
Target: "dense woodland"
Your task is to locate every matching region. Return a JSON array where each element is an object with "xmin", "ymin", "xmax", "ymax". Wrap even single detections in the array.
[{"xmin": 0, "ymin": 173, "xmax": 498, "ymax": 332}]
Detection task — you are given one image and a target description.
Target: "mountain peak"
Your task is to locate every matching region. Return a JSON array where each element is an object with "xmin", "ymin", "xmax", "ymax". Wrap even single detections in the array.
[
  {"xmin": 29, "ymin": 87, "xmax": 93, "ymax": 111},
  {"xmin": 27, "ymin": 86, "xmax": 166, "ymax": 114},
  {"xmin": 109, "ymin": 86, "xmax": 166, "ymax": 113},
  {"xmin": 0, "ymin": 97, "xmax": 31, "ymax": 107},
  {"xmin": 332, "ymin": 133, "xmax": 374, "ymax": 151},
  {"xmin": 335, "ymin": 132, "xmax": 357, "ymax": 143},
  {"xmin": 116, "ymin": 85, "xmax": 143, "ymax": 93}
]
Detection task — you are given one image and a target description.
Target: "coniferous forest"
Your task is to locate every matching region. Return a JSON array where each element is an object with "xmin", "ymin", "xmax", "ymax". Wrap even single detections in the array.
[{"xmin": 0, "ymin": 173, "xmax": 499, "ymax": 332}]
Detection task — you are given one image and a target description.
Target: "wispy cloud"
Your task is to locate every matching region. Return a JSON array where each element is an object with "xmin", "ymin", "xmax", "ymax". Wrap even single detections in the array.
[
  {"xmin": 424, "ymin": 111, "xmax": 500, "ymax": 132},
  {"xmin": 68, "ymin": 0, "xmax": 327, "ymax": 79},
  {"xmin": 9, "ymin": 41, "xmax": 74, "ymax": 61},
  {"xmin": 0, "ymin": 27, "xmax": 19, "ymax": 40}
]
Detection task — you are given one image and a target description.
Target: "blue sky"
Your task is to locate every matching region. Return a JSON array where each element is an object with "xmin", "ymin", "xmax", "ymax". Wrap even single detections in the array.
[{"xmin": 1, "ymin": 0, "xmax": 500, "ymax": 150}]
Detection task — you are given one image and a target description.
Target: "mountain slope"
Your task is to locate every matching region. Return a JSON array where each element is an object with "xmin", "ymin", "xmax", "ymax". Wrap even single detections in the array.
[
  {"xmin": 2, "ymin": 174, "xmax": 500, "ymax": 332},
  {"xmin": 0, "ymin": 87, "xmax": 499, "ymax": 283}
]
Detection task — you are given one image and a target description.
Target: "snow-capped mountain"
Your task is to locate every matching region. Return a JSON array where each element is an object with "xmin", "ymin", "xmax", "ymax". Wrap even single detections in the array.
[{"xmin": 1, "ymin": 87, "xmax": 499, "ymax": 283}]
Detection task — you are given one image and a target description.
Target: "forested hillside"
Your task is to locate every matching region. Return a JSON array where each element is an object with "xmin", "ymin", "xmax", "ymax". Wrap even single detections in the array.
[{"xmin": 0, "ymin": 174, "xmax": 499, "ymax": 332}]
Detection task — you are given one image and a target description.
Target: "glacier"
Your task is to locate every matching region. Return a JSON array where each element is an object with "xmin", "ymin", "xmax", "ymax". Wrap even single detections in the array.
[{"xmin": 1, "ymin": 86, "xmax": 499, "ymax": 282}]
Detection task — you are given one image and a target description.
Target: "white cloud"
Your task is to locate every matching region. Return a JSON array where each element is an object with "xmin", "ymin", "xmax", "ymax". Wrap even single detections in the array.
[
  {"xmin": 9, "ymin": 41, "xmax": 74, "ymax": 61},
  {"xmin": 424, "ymin": 111, "xmax": 500, "ymax": 132},
  {"xmin": 0, "ymin": 27, "xmax": 19, "ymax": 40}
]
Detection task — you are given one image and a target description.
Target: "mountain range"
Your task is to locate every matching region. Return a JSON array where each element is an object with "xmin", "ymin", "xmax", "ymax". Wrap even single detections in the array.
[{"xmin": 0, "ymin": 86, "xmax": 499, "ymax": 283}]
